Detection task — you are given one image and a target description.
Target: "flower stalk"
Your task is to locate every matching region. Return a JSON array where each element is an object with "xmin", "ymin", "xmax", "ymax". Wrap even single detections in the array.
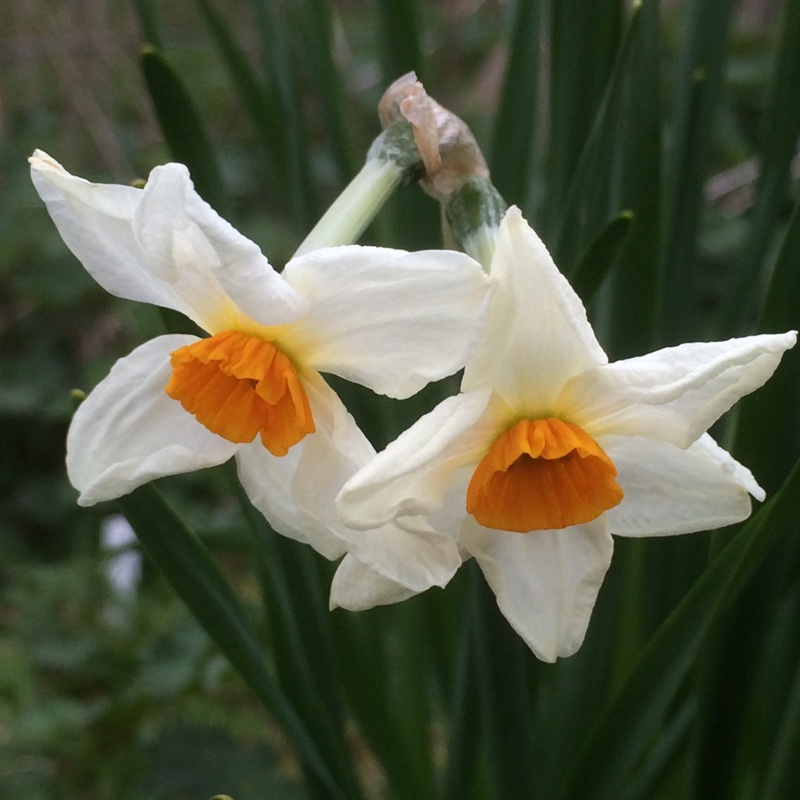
[{"xmin": 293, "ymin": 121, "xmax": 423, "ymax": 257}]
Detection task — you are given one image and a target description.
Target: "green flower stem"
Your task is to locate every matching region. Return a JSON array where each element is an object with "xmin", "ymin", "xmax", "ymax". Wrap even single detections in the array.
[
  {"xmin": 293, "ymin": 121, "xmax": 423, "ymax": 256},
  {"xmin": 443, "ymin": 175, "xmax": 508, "ymax": 271}
]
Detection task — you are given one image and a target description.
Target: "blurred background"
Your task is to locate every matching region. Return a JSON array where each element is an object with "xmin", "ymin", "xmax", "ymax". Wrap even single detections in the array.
[{"xmin": 1, "ymin": 1, "xmax": 797, "ymax": 798}]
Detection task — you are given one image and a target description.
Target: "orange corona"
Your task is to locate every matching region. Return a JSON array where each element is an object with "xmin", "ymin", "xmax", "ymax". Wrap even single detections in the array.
[
  {"xmin": 467, "ymin": 417, "xmax": 622, "ymax": 532},
  {"xmin": 165, "ymin": 330, "xmax": 315, "ymax": 456}
]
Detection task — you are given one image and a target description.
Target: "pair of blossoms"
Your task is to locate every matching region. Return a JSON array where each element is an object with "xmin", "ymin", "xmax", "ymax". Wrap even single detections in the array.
[{"xmin": 31, "ymin": 150, "xmax": 795, "ymax": 662}]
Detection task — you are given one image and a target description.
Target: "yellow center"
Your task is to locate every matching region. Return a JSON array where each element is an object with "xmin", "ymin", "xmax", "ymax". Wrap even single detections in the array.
[
  {"xmin": 466, "ymin": 417, "xmax": 623, "ymax": 532},
  {"xmin": 165, "ymin": 330, "xmax": 315, "ymax": 456}
]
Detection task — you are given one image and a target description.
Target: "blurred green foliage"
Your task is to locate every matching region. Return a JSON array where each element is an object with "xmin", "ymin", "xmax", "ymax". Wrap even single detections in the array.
[{"xmin": 0, "ymin": 543, "xmax": 307, "ymax": 799}]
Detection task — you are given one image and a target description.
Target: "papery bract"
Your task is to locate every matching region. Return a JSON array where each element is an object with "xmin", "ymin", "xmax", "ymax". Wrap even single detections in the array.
[{"xmin": 335, "ymin": 206, "xmax": 796, "ymax": 661}]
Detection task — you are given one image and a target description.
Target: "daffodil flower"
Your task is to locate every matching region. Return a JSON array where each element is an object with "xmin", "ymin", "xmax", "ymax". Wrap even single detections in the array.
[
  {"xmin": 335, "ymin": 207, "xmax": 796, "ymax": 661},
  {"xmin": 30, "ymin": 150, "xmax": 494, "ymax": 560}
]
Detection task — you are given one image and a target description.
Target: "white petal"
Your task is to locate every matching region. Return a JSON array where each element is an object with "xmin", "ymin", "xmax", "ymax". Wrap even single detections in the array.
[
  {"xmin": 461, "ymin": 518, "xmax": 614, "ymax": 662},
  {"xmin": 330, "ymin": 554, "xmax": 421, "ymax": 611},
  {"xmin": 462, "ymin": 207, "xmax": 607, "ymax": 411},
  {"xmin": 235, "ymin": 370, "xmax": 372, "ymax": 560},
  {"xmin": 239, "ymin": 397, "xmax": 462, "ymax": 585},
  {"xmin": 337, "ymin": 388, "xmax": 502, "ymax": 530},
  {"xmin": 562, "ymin": 332, "xmax": 797, "ymax": 448},
  {"xmin": 30, "ymin": 150, "xmax": 184, "ymax": 312},
  {"xmin": 332, "ymin": 514, "xmax": 462, "ymax": 594},
  {"xmin": 30, "ymin": 152, "xmax": 306, "ymax": 334},
  {"xmin": 67, "ymin": 335, "xmax": 239, "ymax": 505},
  {"xmin": 604, "ymin": 433, "xmax": 762, "ymax": 536},
  {"xmin": 235, "ymin": 439, "xmax": 348, "ymax": 560},
  {"xmin": 133, "ymin": 163, "xmax": 307, "ymax": 332},
  {"xmin": 279, "ymin": 246, "xmax": 494, "ymax": 397},
  {"xmin": 292, "ymin": 374, "xmax": 460, "ymax": 586}
]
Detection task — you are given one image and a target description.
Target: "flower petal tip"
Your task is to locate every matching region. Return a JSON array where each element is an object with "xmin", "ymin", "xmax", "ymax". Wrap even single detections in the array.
[{"xmin": 29, "ymin": 150, "xmax": 64, "ymax": 173}]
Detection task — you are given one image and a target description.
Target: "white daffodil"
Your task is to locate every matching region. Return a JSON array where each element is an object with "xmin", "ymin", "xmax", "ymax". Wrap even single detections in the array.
[
  {"xmin": 336, "ymin": 206, "xmax": 796, "ymax": 661},
  {"xmin": 31, "ymin": 150, "xmax": 494, "ymax": 562}
]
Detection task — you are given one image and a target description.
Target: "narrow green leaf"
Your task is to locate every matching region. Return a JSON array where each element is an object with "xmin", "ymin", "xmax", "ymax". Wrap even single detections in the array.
[
  {"xmin": 617, "ymin": 696, "xmax": 695, "ymax": 799},
  {"xmin": 140, "ymin": 47, "xmax": 229, "ymax": 215},
  {"xmin": 249, "ymin": 0, "xmax": 319, "ymax": 231},
  {"xmin": 760, "ymin": 642, "xmax": 800, "ymax": 798},
  {"xmin": 131, "ymin": 0, "xmax": 163, "ymax": 48},
  {"xmin": 571, "ymin": 210, "xmax": 634, "ymax": 306},
  {"xmin": 557, "ymin": 457, "xmax": 800, "ymax": 800},
  {"xmin": 332, "ymin": 605, "xmax": 435, "ymax": 800},
  {"xmin": 490, "ymin": 0, "xmax": 542, "ymax": 207},
  {"xmin": 226, "ymin": 468, "xmax": 363, "ymax": 800},
  {"xmin": 693, "ymin": 197, "xmax": 800, "ymax": 798},
  {"xmin": 376, "ymin": 0, "xmax": 424, "ymax": 81},
  {"xmin": 191, "ymin": 0, "xmax": 290, "ymax": 202},
  {"xmin": 659, "ymin": 0, "xmax": 736, "ymax": 343},
  {"xmin": 294, "ymin": 0, "xmax": 358, "ymax": 185},
  {"xmin": 386, "ymin": 602, "xmax": 437, "ymax": 798},
  {"xmin": 440, "ymin": 579, "xmax": 487, "ymax": 800},
  {"xmin": 732, "ymin": 195, "xmax": 800, "ymax": 495},
  {"xmin": 474, "ymin": 571, "xmax": 535, "ymax": 800},
  {"xmin": 118, "ymin": 483, "xmax": 347, "ymax": 800},
  {"xmin": 719, "ymin": 0, "xmax": 800, "ymax": 336},
  {"xmin": 329, "ymin": 612, "xmax": 401, "ymax": 784},
  {"xmin": 545, "ymin": 0, "xmax": 621, "ymax": 238},
  {"xmin": 551, "ymin": 4, "xmax": 641, "ymax": 273},
  {"xmin": 603, "ymin": 0, "xmax": 662, "ymax": 359},
  {"xmin": 724, "ymin": 580, "xmax": 800, "ymax": 797}
]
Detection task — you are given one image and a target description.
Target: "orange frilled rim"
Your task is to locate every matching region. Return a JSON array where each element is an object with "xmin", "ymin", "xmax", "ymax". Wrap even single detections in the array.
[
  {"xmin": 466, "ymin": 417, "xmax": 623, "ymax": 532},
  {"xmin": 165, "ymin": 330, "xmax": 315, "ymax": 457}
]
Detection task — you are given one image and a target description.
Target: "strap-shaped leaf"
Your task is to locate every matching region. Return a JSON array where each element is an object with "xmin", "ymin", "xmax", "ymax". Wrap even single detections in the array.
[
  {"xmin": 551, "ymin": 3, "xmax": 639, "ymax": 272},
  {"xmin": 118, "ymin": 483, "xmax": 347, "ymax": 800},
  {"xmin": 490, "ymin": 0, "xmax": 543, "ymax": 208},
  {"xmin": 571, "ymin": 210, "xmax": 634, "ymax": 306},
  {"xmin": 140, "ymin": 47, "xmax": 228, "ymax": 216},
  {"xmin": 733, "ymin": 195, "xmax": 800, "ymax": 495},
  {"xmin": 659, "ymin": 0, "xmax": 736, "ymax": 342},
  {"xmin": 557, "ymin": 457, "xmax": 800, "ymax": 799},
  {"xmin": 719, "ymin": 0, "xmax": 800, "ymax": 335},
  {"xmin": 226, "ymin": 470, "xmax": 363, "ymax": 800}
]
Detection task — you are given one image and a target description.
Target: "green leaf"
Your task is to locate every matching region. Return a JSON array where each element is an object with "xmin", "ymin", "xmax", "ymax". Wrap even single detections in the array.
[
  {"xmin": 191, "ymin": 0, "xmax": 291, "ymax": 214},
  {"xmin": 294, "ymin": 0, "xmax": 358, "ymax": 185},
  {"xmin": 490, "ymin": 0, "xmax": 543, "ymax": 207},
  {"xmin": 332, "ymin": 603, "xmax": 434, "ymax": 800},
  {"xmin": 473, "ymin": 571, "xmax": 535, "ymax": 799},
  {"xmin": 376, "ymin": 0, "xmax": 424, "ymax": 81},
  {"xmin": 226, "ymin": 469, "xmax": 362, "ymax": 800},
  {"xmin": 440, "ymin": 578, "xmax": 487, "ymax": 800},
  {"xmin": 722, "ymin": 580, "xmax": 800, "ymax": 798},
  {"xmin": 118, "ymin": 483, "xmax": 347, "ymax": 800},
  {"xmin": 732, "ymin": 195, "xmax": 800, "ymax": 496},
  {"xmin": 139, "ymin": 47, "xmax": 229, "ymax": 215},
  {"xmin": 718, "ymin": 0, "xmax": 800, "ymax": 336},
  {"xmin": 131, "ymin": 0, "xmax": 163, "ymax": 48},
  {"xmin": 692, "ymin": 198, "xmax": 800, "ymax": 800},
  {"xmin": 760, "ymin": 642, "xmax": 800, "ymax": 798},
  {"xmin": 659, "ymin": 0, "xmax": 736, "ymax": 343},
  {"xmin": 249, "ymin": 0, "xmax": 319, "ymax": 232},
  {"xmin": 571, "ymin": 210, "xmax": 634, "ymax": 306},
  {"xmin": 546, "ymin": 0, "xmax": 622, "ymax": 239},
  {"xmin": 551, "ymin": 3, "xmax": 640, "ymax": 273},
  {"xmin": 602, "ymin": 0, "xmax": 662, "ymax": 359},
  {"xmin": 557, "ymin": 456, "xmax": 800, "ymax": 800}
]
